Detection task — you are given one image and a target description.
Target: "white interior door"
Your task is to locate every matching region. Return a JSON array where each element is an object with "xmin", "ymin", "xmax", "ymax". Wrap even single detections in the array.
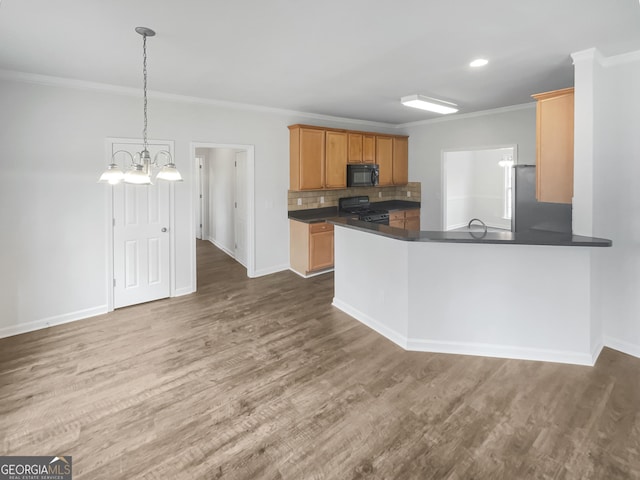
[
  {"xmin": 234, "ymin": 150, "xmax": 248, "ymax": 267},
  {"xmin": 112, "ymin": 142, "xmax": 171, "ymax": 308}
]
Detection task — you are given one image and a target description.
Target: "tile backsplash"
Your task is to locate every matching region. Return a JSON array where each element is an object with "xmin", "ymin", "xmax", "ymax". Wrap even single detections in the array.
[{"xmin": 288, "ymin": 182, "xmax": 421, "ymax": 211}]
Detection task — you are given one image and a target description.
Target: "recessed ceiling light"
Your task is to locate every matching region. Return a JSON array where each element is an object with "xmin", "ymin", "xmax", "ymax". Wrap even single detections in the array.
[
  {"xmin": 470, "ymin": 58, "xmax": 489, "ymax": 67},
  {"xmin": 400, "ymin": 95, "xmax": 458, "ymax": 115}
]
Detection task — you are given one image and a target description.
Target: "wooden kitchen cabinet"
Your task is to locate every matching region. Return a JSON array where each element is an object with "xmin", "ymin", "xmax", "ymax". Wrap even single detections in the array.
[
  {"xmin": 532, "ymin": 87, "xmax": 574, "ymax": 204},
  {"xmin": 325, "ymin": 130, "xmax": 347, "ymax": 188},
  {"xmin": 389, "ymin": 208, "xmax": 421, "ymax": 230},
  {"xmin": 363, "ymin": 135, "xmax": 375, "ymax": 163},
  {"xmin": 348, "ymin": 133, "xmax": 363, "ymax": 163},
  {"xmin": 376, "ymin": 136, "xmax": 394, "ymax": 186},
  {"xmin": 290, "ymin": 220, "xmax": 334, "ymax": 276},
  {"xmin": 289, "ymin": 125, "xmax": 325, "ymax": 190},
  {"xmin": 393, "ymin": 137, "xmax": 409, "ymax": 185}
]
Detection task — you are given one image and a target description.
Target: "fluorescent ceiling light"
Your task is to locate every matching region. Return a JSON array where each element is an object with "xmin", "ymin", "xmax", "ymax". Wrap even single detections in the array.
[
  {"xmin": 400, "ymin": 95, "xmax": 458, "ymax": 114},
  {"xmin": 470, "ymin": 58, "xmax": 489, "ymax": 67}
]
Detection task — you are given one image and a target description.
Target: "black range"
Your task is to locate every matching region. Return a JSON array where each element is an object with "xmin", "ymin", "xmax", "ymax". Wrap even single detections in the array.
[{"xmin": 338, "ymin": 196, "xmax": 389, "ymax": 225}]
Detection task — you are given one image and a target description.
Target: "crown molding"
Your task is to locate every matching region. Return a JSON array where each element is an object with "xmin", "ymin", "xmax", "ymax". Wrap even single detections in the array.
[
  {"xmin": 397, "ymin": 102, "xmax": 536, "ymax": 128},
  {"xmin": 571, "ymin": 47, "xmax": 640, "ymax": 68},
  {"xmin": 0, "ymin": 69, "xmax": 397, "ymax": 130}
]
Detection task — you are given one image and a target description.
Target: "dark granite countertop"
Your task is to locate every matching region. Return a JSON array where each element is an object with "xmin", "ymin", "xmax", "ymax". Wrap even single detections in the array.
[
  {"xmin": 329, "ymin": 217, "xmax": 612, "ymax": 247},
  {"xmin": 288, "ymin": 201, "xmax": 421, "ymax": 224}
]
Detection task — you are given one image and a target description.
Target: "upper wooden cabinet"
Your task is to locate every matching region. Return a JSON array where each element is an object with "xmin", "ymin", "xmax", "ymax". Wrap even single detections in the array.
[
  {"xmin": 325, "ymin": 131, "xmax": 348, "ymax": 188},
  {"xmin": 289, "ymin": 124, "xmax": 408, "ymax": 190},
  {"xmin": 376, "ymin": 136, "xmax": 394, "ymax": 186},
  {"xmin": 290, "ymin": 126, "xmax": 325, "ymax": 190},
  {"xmin": 363, "ymin": 135, "xmax": 375, "ymax": 163},
  {"xmin": 532, "ymin": 87, "xmax": 574, "ymax": 204},
  {"xmin": 348, "ymin": 133, "xmax": 363, "ymax": 163},
  {"xmin": 393, "ymin": 137, "xmax": 409, "ymax": 185}
]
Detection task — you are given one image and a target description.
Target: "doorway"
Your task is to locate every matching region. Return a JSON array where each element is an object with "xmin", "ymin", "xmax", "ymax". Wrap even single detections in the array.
[
  {"xmin": 191, "ymin": 143, "xmax": 255, "ymax": 285},
  {"xmin": 442, "ymin": 145, "xmax": 517, "ymax": 231}
]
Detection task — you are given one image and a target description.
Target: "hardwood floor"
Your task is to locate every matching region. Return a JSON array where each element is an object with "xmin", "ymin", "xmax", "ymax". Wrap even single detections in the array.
[{"xmin": 1, "ymin": 240, "xmax": 639, "ymax": 479}]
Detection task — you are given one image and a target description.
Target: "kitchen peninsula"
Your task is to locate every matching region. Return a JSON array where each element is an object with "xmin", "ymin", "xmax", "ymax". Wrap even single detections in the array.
[{"xmin": 331, "ymin": 218, "xmax": 611, "ymax": 366}]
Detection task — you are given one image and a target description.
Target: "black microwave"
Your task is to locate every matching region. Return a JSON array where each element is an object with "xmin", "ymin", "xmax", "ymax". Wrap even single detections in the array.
[{"xmin": 347, "ymin": 164, "xmax": 379, "ymax": 187}]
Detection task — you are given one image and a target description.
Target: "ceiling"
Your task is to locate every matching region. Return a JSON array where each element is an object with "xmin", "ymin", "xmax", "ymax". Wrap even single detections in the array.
[{"xmin": 1, "ymin": 0, "xmax": 639, "ymax": 125}]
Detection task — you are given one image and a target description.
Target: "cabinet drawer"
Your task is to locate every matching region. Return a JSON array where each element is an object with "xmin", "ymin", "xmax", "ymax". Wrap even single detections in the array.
[
  {"xmin": 405, "ymin": 209, "xmax": 420, "ymax": 218},
  {"xmin": 309, "ymin": 222, "xmax": 334, "ymax": 233},
  {"xmin": 389, "ymin": 212, "xmax": 404, "ymax": 222}
]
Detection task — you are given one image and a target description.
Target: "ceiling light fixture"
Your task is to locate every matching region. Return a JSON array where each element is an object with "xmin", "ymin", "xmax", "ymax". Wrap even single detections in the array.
[
  {"xmin": 99, "ymin": 27, "xmax": 182, "ymax": 185},
  {"xmin": 470, "ymin": 58, "xmax": 489, "ymax": 68},
  {"xmin": 400, "ymin": 95, "xmax": 458, "ymax": 115}
]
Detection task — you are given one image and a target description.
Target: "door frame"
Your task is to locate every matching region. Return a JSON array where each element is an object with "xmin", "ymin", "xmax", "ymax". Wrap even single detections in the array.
[
  {"xmin": 190, "ymin": 142, "xmax": 256, "ymax": 285},
  {"xmin": 105, "ymin": 137, "xmax": 177, "ymax": 312},
  {"xmin": 441, "ymin": 143, "xmax": 518, "ymax": 231}
]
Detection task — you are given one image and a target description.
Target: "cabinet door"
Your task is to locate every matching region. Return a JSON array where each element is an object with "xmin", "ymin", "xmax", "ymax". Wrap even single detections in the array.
[
  {"xmin": 325, "ymin": 130, "xmax": 348, "ymax": 188},
  {"xmin": 389, "ymin": 211, "xmax": 405, "ymax": 228},
  {"xmin": 298, "ymin": 128, "xmax": 325, "ymax": 190},
  {"xmin": 533, "ymin": 88, "xmax": 574, "ymax": 204},
  {"xmin": 392, "ymin": 137, "xmax": 409, "ymax": 185},
  {"xmin": 405, "ymin": 209, "xmax": 420, "ymax": 230},
  {"xmin": 348, "ymin": 133, "xmax": 363, "ymax": 163},
  {"xmin": 376, "ymin": 136, "xmax": 393, "ymax": 186},
  {"xmin": 309, "ymin": 229, "xmax": 334, "ymax": 271},
  {"xmin": 363, "ymin": 135, "xmax": 375, "ymax": 163}
]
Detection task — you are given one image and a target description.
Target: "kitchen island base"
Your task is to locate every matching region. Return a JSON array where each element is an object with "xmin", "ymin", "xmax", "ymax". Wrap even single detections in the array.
[{"xmin": 332, "ymin": 225, "xmax": 605, "ymax": 366}]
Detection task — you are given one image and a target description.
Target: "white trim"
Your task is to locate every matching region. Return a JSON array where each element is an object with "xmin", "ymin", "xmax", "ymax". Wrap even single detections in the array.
[
  {"xmin": 398, "ymin": 102, "xmax": 536, "ymax": 128},
  {"xmin": 252, "ymin": 264, "xmax": 290, "ymax": 278},
  {"xmin": 0, "ymin": 69, "xmax": 396, "ymax": 129},
  {"xmin": 571, "ymin": 47, "xmax": 606, "ymax": 66},
  {"xmin": 190, "ymin": 142, "xmax": 257, "ymax": 281},
  {"xmin": 173, "ymin": 286, "xmax": 196, "ymax": 297},
  {"xmin": 332, "ymin": 298, "xmax": 408, "ymax": 349},
  {"xmin": 105, "ymin": 137, "xmax": 177, "ymax": 310},
  {"xmin": 289, "ymin": 267, "xmax": 334, "ymax": 279},
  {"xmin": 0, "ymin": 306, "xmax": 108, "ymax": 340},
  {"xmin": 572, "ymin": 47, "xmax": 640, "ymax": 68},
  {"xmin": 208, "ymin": 237, "xmax": 235, "ymax": 259},
  {"xmin": 605, "ymin": 336, "xmax": 640, "ymax": 359},
  {"xmin": 333, "ymin": 298, "xmax": 597, "ymax": 366},
  {"xmin": 602, "ymin": 49, "xmax": 640, "ymax": 67}
]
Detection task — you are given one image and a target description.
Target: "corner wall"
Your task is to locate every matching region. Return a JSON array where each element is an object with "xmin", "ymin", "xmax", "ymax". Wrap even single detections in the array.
[{"xmin": 579, "ymin": 51, "xmax": 640, "ymax": 357}]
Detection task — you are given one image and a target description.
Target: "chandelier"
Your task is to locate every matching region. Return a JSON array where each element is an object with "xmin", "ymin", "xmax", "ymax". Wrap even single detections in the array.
[{"xmin": 99, "ymin": 27, "xmax": 182, "ymax": 185}]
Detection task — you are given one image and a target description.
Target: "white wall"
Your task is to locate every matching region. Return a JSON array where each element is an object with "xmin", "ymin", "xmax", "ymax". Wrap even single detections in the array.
[
  {"xmin": 206, "ymin": 148, "xmax": 236, "ymax": 256},
  {"xmin": 406, "ymin": 106, "xmax": 536, "ymax": 230},
  {"xmin": 445, "ymin": 148, "xmax": 512, "ymax": 230},
  {"xmin": 577, "ymin": 51, "xmax": 640, "ymax": 358},
  {"xmin": 0, "ymin": 75, "xmax": 397, "ymax": 337}
]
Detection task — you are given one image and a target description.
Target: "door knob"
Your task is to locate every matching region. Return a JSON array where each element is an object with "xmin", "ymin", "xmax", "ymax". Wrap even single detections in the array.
[{"xmin": 161, "ymin": 227, "xmax": 168, "ymax": 232}]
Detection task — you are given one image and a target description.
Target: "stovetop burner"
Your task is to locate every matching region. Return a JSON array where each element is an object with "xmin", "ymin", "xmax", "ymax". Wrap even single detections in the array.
[{"xmin": 339, "ymin": 196, "xmax": 389, "ymax": 224}]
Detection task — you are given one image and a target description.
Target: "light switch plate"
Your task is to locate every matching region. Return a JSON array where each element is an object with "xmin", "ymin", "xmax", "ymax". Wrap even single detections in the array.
[
  {"xmin": 297, "ymin": 198, "xmax": 302, "ymax": 206},
  {"xmin": 320, "ymin": 196, "xmax": 324, "ymax": 204},
  {"xmin": 407, "ymin": 191, "xmax": 411, "ymax": 197}
]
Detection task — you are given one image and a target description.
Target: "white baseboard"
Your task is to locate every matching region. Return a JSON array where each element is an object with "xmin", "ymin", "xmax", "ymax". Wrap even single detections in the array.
[
  {"xmin": 333, "ymin": 298, "xmax": 596, "ymax": 366},
  {"xmin": 251, "ymin": 264, "xmax": 289, "ymax": 278},
  {"xmin": 173, "ymin": 286, "xmax": 196, "ymax": 297},
  {"xmin": 605, "ymin": 336, "xmax": 640, "ymax": 359},
  {"xmin": 332, "ymin": 298, "xmax": 408, "ymax": 349},
  {"xmin": 207, "ymin": 237, "xmax": 235, "ymax": 259},
  {"xmin": 0, "ymin": 305, "xmax": 108, "ymax": 340}
]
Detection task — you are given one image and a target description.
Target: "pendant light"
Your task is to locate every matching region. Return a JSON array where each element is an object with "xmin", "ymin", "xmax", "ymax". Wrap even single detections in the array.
[{"xmin": 99, "ymin": 27, "xmax": 182, "ymax": 185}]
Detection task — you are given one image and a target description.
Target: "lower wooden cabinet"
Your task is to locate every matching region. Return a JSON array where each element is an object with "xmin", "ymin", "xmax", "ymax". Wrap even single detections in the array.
[
  {"xmin": 389, "ymin": 209, "xmax": 420, "ymax": 230},
  {"xmin": 290, "ymin": 220, "xmax": 334, "ymax": 276}
]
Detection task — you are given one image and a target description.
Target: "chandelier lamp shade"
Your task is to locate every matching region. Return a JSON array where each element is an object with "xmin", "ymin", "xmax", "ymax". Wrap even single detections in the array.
[{"xmin": 99, "ymin": 27, "xmax": 182, "ymax": 185}]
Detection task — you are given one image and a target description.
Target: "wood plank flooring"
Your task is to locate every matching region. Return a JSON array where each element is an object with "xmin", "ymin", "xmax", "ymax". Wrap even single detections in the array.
[{"xmin": 1, "ymin": 240, "xmax": 639, "ymax": 479}]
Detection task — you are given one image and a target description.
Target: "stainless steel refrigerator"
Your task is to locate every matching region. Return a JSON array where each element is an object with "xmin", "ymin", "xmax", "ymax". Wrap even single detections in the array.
[{"xmin": 512, "ymin": 165, "xmax": 572, "ymax": 233}]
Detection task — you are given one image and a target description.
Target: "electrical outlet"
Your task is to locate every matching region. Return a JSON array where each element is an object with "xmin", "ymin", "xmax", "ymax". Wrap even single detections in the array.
[
  {"xmin": 378, "ymin": 191, "xmax": 382, "ymax": 198},
  {"xmin": 320, "ymin": 196, "xmax": 325, "ymax": 204},
  {"xmin": 297, "ymin": 198, "xmax": 302, "ymax": 206},
  {"xmin": 407, "ymin": 191, "xmax": 411, "ymax": 197}
]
